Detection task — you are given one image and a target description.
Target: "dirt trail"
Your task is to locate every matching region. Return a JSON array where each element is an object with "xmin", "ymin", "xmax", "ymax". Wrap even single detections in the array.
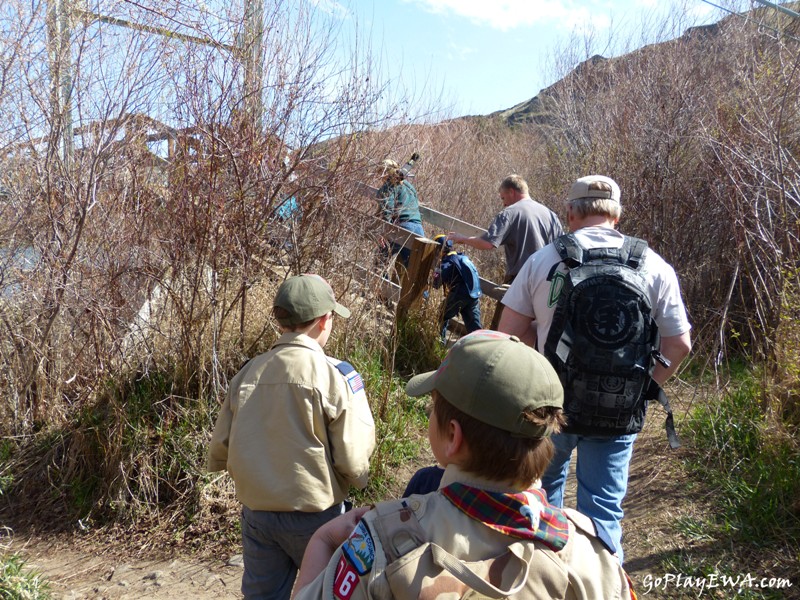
[
  {"xmin": 8, "ymin": 410, "xmax": 696, "ymax": 599},
  {"xmin": 13, "ymin": 539, "xmax": 243, "ymax": 599}
]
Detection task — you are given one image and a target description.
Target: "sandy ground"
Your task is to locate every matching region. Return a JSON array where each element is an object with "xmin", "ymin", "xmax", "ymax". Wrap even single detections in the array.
[{"xmin": 13, "ymin": 542, "xmax": 244, "ymax": 599}]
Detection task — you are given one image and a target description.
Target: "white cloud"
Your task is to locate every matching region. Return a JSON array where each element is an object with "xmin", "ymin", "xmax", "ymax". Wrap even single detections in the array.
[
  {"xmin": 558, "ymin": 5, "xmax": 611, "ymax": 32},
  {"xmin": 446, "ymin": 41, "xmax": 476, "ymax": 61},
  {"xmin": 307, "ymin": 0, "xmax": 352, "ymax": 19},
  {"xmin": 403, "ymin": 0, "xmax": 586, "ymax": 31},
  {"xmin": 686, "ymin": 1, "xmax": 718, "ymax": 22}
]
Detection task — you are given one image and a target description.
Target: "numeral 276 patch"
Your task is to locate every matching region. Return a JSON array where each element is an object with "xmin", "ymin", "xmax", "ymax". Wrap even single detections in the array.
[{"xmin": 334, "ymin": 556, "xmax": 359, "ymax": 600}]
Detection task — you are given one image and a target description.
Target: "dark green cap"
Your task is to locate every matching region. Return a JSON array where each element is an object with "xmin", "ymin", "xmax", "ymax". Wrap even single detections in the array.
[
  {"xmin": 273, "ymin": 274, "xmax": 350, "ymax": 325},
  {"xmin": 406, "ymin": 330, "xmax": 563, "ymax": 438}
]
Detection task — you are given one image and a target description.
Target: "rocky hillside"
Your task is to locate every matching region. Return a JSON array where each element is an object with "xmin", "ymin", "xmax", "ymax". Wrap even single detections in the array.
[{"xmin": 482, "ymin": 2, "xmax": 799, "ymax": 128}]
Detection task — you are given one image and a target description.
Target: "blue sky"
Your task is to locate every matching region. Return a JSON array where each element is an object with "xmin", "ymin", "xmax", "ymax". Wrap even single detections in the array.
[{"xmin": 321, "ymin": 0, "xmax": 722, "ymax": 117}]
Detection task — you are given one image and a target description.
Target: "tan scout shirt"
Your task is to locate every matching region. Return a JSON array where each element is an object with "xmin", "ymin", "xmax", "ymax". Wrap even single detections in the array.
[
  {"xmin": 294, "ymin": 465, "xmax": 634, "ymax": 600},
  {"xmin": 207, "ymin": 332, "xmax": 376, "ymax": 512}
]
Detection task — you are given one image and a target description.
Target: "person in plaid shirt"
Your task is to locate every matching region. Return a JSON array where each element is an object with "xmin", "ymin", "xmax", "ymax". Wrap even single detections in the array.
[{"xmin": 292, "ymin": 330, "xmax": 636, "ymax": 600}]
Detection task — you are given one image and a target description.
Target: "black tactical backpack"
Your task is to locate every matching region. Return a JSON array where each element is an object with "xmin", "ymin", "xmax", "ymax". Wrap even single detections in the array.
[{"xmin": 544, "ymin": 233, "xmax": 678, "ymax": 444}]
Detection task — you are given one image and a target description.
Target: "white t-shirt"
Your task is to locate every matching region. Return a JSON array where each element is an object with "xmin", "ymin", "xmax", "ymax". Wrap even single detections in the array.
[{"xmin": 502, "ymin": 226, "xmax": 691, "ymax": 353}]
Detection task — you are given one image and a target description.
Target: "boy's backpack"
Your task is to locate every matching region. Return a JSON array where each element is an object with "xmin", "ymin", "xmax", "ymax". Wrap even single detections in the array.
[
  {"xmin": 452, "ymin": 253, "xmax": 482, "ymax": 299},
  {"xmin": 543, "ymin": 233, "xmax": 677, "ymax": 444},
  {"xmin": 358, "ymin": 496, "xmax": 636, "ymax": 600}
]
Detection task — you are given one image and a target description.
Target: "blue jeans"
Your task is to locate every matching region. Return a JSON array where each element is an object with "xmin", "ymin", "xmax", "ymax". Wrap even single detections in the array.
[
  {"xmin": 240, "ymin": 503, "xmax": 344, "ymax": 599},
  {"xmin": 540, "ymin": 432, "xmax": 636, "ymax": 563},
  {"xmin": 441, "ymin": 294, "xmax": 482, "ymax": 341},
  {"xmin": 393, "ymin": 221, "xmax": 425, "ymax": 267}
]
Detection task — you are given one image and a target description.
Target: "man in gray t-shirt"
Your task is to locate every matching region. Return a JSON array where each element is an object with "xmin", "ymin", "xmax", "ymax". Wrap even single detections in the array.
[{"xmin": 448, "ymin": 174, "xmax": 563, "ymax": 283}]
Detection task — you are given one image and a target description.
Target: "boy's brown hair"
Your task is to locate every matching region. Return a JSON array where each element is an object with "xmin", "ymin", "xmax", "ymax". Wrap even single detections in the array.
[
  {"xmin": 272, "ymin": 306, "xmax": 316, "ymax": 331},
  {"xmin": 431, "ymin": 389, "xmax": 565, "ymax": 486}
]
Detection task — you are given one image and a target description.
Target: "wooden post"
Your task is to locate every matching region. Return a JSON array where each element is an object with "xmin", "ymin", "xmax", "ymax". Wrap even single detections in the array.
[
  {"xmin": 46, "ymin": 0, "xmax": 74, "ymax": 169},
  {"xmin": 396, "ymin": 236, "xmax": 438, "ymax": 321},
  {"xmin": 489, "ymin": 302, "xmax": 505, "ymax": 330},
  {"xmin": 241, "ymin": 0, "xmax": 264, "ymax": 133},
  {"xmin": 488, "ymin": 284, "xmax": 510, "ymax": 330}
]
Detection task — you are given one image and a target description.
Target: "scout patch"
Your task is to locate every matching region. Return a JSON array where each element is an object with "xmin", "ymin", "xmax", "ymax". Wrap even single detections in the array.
[
  {"xmin": 335, "ymin": 361, "xmax": 365, "ymax": 394},
  {"xmin": 346, "ymin": 370, "xmax": 364, "ymax": 393},
  {"xmin": 341, "ymin": 520, "xmax": 375, "ymax": 575},
  {"xmin": 334, "ymin": 555, "xmax": 360, "ymax": 600}
]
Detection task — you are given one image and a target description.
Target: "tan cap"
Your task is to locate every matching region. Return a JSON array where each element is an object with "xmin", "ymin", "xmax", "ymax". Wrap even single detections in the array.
[
  {"xmin": 273, "ymin": 274, "xmax": 350, "ymax": 325},
  {"xmin": 568, "ymin": 175, "xmax": 621, "ymax": 203},
  {"xmin": 406, "ymin": 330, "xmax": 563, "ymax": 438}
]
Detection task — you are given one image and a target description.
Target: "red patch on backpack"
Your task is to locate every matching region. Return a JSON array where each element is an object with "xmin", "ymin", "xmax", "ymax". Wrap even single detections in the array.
[{"xmin": 334, "ymin": 555, "xmax": 359, "ymax": 600}]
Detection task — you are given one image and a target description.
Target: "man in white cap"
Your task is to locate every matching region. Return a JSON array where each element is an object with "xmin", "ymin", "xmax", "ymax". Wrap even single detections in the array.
[{"xmin": 498, "ymin": 175, "xmax": 692, "ymax": 563}]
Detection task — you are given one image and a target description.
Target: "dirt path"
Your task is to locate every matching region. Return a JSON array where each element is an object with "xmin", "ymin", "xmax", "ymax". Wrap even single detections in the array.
[
  {"xmin": 8, "ymin": 411, "xmax": 698, "ymax": 599},
  {"xmin": 12, "ymin": 539, "xmax": 243, "ymax": 599}
]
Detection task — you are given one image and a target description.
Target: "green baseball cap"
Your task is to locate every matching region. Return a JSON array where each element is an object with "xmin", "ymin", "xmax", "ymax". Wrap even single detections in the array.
[
  {"xmin": 273, "ymin": 274, "xmax": 350, "ymax": 325},
  {"xmin": 406, "ymin": 330, "xmax": 563, "ymax": 438}
]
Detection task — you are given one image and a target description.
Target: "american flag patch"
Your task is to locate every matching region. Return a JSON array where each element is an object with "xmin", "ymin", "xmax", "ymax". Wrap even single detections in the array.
[{"xmin": 347, "ymin": 371, "xmax": 364, "ymax": 393}]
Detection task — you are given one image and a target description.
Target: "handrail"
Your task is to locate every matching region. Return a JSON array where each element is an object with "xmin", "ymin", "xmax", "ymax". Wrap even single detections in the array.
[
  {"xmin": 418, "ymin": 205, "xmax": 487, "ymax": 238},
  {"xmin": 349, "ymin": 178, "xmax": 502, "ymax": 301}
]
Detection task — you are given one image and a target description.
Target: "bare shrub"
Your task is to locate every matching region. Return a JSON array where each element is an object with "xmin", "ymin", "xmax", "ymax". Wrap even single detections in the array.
[
  {"xmin": 0, "ymin": 0, "xmax": 448, "ymax": 525},
  {"xmin": 0, "ymin": 1, "xmax": 416, "ymax": 441}
]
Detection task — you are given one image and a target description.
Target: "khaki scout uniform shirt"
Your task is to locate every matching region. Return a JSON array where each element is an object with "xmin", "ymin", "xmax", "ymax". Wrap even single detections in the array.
[
  {"xmin": 294, "ymin": 465, "xmax": 634, "ymax": 600},
  {"xmin": 207, "ymin": 332, "xmax": 376, "ymax": 512}
]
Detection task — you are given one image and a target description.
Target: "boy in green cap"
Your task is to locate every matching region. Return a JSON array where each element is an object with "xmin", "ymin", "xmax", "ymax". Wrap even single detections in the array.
[
  {"xmin": 291, "ymin": 330, "xmax": 635, "ymax": 600},
  {"xmin": 207, "ymin": 274, "xmax": 376, "ymax": 600}
]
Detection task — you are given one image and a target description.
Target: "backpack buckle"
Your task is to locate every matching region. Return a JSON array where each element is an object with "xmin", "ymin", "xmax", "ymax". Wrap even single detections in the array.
[{"xmin": 653, "ymin": 350, "xmax": 671, "ymax": 369}]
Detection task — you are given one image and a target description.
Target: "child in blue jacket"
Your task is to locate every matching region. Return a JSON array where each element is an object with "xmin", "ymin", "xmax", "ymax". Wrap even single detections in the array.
[{"xmin": 432, "ymin": 234, "xmax": 483, "ymax": 343}]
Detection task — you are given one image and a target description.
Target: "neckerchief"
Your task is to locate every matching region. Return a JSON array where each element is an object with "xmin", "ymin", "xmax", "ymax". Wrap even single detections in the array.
[{"xmin": 441, "ymin": 482, "xmax": 569, "ymax": 551}]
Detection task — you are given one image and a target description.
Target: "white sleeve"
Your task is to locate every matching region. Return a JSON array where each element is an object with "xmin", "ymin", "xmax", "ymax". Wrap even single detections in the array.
[
  {"xmin": 501, "ymin": 246, "xmax": 560, "ymax": 319},
  {"xmin": 647, "ymin": 254, "xmax": 691, "ymax": 338},
  {"xmin": 501, "ymin": 261, "xmax": 537, "ymax": 318}
]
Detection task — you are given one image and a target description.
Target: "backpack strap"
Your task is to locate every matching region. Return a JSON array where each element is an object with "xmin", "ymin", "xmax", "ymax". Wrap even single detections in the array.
[
  {"xmin": 553, "ymin": 234, "xmax": 584, "ymax": 268},
  {"xmin": 369, "ymin": 498, "xmax": 543, "ymax": 598},
  {"xmin": 370, "ymin": 499, "xmax": 535, "ymax": 598},
  {"xmin": 426, "ymin": 541, "xmax": 534, "ymax": 598},
  {"xmin": 560, "ymin": 509, "xmax": 638, "ymax": 600},
  {"xmin": 618, "ymin": 236, "xmax": 648, "ymax": 269},
  {"xmin": 556, "ymin": 234, "xmax": 649, "ymax": 270},
  {"xmin": 619, "ymin": 235, "xmax": 682, "ymax": 448},
  {"xmin": 370, "ymin": 499, "xmax": 427, "ymax": 562},
  {"xmin": 645, "ymin": 381, "xmax": 682, "ymax": 449}
]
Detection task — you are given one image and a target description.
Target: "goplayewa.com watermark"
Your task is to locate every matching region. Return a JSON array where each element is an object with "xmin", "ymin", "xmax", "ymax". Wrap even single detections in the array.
[{"xmin": 642, "ymin": 572, "xmax": 793, "ymax": 595}]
